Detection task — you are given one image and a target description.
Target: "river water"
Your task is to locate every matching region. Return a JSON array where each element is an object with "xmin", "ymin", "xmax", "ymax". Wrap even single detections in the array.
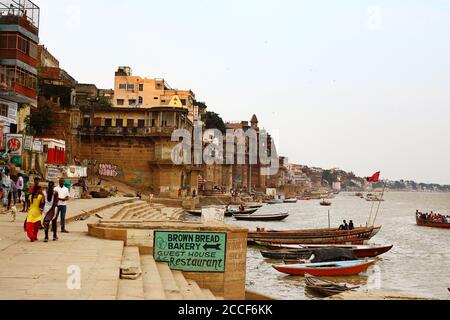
[{"xmin": 225, "ymin": 192, "xmax": 450, "ymax": 300}]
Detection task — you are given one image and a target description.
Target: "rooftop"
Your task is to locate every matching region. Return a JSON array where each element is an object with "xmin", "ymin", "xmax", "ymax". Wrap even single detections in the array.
[{"xmin": 0, "ymin": 0, "xmax": 40, "ymax": 32}]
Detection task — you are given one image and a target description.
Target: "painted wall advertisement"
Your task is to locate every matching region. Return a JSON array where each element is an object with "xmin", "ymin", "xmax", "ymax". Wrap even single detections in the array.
[
  {"xmin": 6, "ymin": 134, "xmax": 23, "ymax": 156},
  {"xmin": 153, "ymin": 231, "xmax": 227, "ymax": 273}
]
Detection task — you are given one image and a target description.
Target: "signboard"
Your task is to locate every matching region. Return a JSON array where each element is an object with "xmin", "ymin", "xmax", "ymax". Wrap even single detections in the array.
[
  {"xmin": 67, "ymin": 166, "xmax": 87, "ymax": 178},
  {"xmin": 32, "ymin": 139, "xmax": 43, "ymax": 153},
  {"xmin": 23, "ymin": 136, "xmax": 33, "ymax": 151},
  {"xmin": 154, "ymin": 231, "xmax": 227, "ymax": 273},
  {"xmin": 46, "ymin": 165, "xmax": 64, "ymax": 181},
  {"xmin": 6, "ymin": 134, "xmax": 23, "ymax": 156}
]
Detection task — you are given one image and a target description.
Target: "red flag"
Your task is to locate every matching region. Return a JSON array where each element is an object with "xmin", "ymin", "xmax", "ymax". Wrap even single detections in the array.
[{"xmin": 366, "ymin": 172, "xmax": 381, "ymax": 183}]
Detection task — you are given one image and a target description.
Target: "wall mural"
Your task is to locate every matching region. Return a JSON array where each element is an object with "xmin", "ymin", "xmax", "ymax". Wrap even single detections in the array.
[{"xmin": 98, "ymin": 163, "xmax": 123, "ymax": 177}]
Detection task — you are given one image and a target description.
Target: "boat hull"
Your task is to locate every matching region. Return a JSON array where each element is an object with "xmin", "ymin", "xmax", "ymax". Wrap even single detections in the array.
[
  {"xmin": 234, "ymin": 213, "xmax": 289, "ymax": 222},
  {"xmin": 416, "ymin": 216, "xmax": 450, "ymax": 229},
  {"xmin": 261, "ymin": 244, "xmax": 393, "ymax": 259},
  {"xmin": 249, "ymin": 226, "xmax": 382, "ymax": 245},
  {"xmin": 273, "ymin": 260, "xmax": 375, "ymax": 276}
]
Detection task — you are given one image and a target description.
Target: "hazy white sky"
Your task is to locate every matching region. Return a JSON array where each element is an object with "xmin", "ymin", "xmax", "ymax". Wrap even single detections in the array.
[{"xmin": 37, "ymin": 0, "xmax": 450, "ymax": 184}]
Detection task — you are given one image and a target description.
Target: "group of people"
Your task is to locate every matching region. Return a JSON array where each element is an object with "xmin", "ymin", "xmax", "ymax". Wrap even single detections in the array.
[
  {"xmin": 339, "ymin": 220, "xmax": 355, "ymax": 231},
  {"xmin": 23, "ymin": 178, "xmax": 71, "ymax": 243},
  {"xmin": 1, "ymin": 170, "xmax": 29, "ymax": 212},
  {"xmin": 416, "ymin": 210, "xmax": 450, "ymax": 224}
]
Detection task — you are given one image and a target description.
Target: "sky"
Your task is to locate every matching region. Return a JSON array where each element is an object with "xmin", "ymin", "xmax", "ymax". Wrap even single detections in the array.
[{"xmin": 36, "ymin": 0, "xmax": 450, "ymax": 184}]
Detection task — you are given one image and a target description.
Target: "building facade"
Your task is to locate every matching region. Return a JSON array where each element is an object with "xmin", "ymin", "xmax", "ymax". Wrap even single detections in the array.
[
  {"xmin": 113, "ymin": 66, "xmax": 197, "ymax": 121},
  {"xmin": 0, "ymin": 0, "xmax": 40, "ymax": 138}
]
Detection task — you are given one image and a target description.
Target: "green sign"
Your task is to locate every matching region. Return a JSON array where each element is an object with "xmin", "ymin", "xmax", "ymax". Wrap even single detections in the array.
[{"xmin": 153, "ymin": 231, "xmax": 227, "ymax": 273}]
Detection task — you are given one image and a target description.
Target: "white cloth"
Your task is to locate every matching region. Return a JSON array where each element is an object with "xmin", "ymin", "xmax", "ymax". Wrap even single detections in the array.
[
  {"xmin": 54, "ymin": 186, "xmax": 70, "ymax": 206},
  {"xmin": 16, "ymin": 176, "xmax": 24, "ymax": 190},
  {"xmin": 42, "ymin": 191, "xmax": 56, "ymax": 216}
]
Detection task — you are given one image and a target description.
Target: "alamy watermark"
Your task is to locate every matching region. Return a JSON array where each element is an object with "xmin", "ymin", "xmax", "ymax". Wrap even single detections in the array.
[
  {"xmin": 67, "ymin": 265, "xmax": 81, "ymax": 290},
  {"xmin": 171, "ymin": 122, "xmax": 280, "ymax": 176}
]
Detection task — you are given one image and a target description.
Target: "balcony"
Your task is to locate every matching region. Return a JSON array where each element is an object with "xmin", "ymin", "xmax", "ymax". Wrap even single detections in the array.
[
  {"xmin": 78, "ymin": 126, "xmax": 179, "ymax": 137},
  {"xmin": 0, "ymin": 0, "xmax": 40, "ymax": 36}
]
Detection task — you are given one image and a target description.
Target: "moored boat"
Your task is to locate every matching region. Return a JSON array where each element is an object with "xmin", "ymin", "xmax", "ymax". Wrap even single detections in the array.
[
  {"xmin": 225, "ymin": 208, "xmax": 258, "ymax": 216},
  {"xmin": 320, "ymin": 200, "xmax": 332, "ymax": 206},
  {"xmin": 234, "ymin": 212, "xmax": 289, "ymax": 222},
  {"xmin": 284, "ymin": 198, "xmax": 298, "ymax": 204},
  {"xmin": 244, "ymin": 203, "xmax": 264, "ymax": 209},
  {"xmin": 272, "ymin": 259, "xmax": 376, "ymax": 276},
  {"xmin": 266, "ymin": 199, "xmax": 284, "ymax": 205},
  {"xmin": 249, "ymin": 226, "xmax": 382, "ymax": 245},
  {"xmin": 305, "ymin": 274, "xmax": 359, "ymax": 297},
  {"xmin": 261, "ymin": 244, "xmax": 393, "ymax": 259}
]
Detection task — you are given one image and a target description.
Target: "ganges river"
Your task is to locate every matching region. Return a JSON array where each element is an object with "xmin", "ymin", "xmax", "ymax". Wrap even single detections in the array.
[{"xmin": 225, "ymin": 192, "xmax": 450, "ymax": 300}]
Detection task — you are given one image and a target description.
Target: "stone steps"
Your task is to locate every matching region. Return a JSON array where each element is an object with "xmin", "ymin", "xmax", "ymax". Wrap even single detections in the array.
[
  {"xmin": 117, "ymin": 247, "xmax": 144, "ymax": 300},
  {"xmin": 140, "ymin": 255, "xmax": 167, "ymax": 300},
  {"xmin": 111, "ymin": 202, "xmax": 147, "ymax": 220},
  {"xmin": 115, "ymin": 253, "xmax": 220, "ymax": 301},
  {"xmin": 157, "ymin": 262, "xmax": 184, "ymax": 300}
]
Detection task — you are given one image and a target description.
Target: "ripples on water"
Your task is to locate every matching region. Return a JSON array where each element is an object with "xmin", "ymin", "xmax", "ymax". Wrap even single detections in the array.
[{"xmin": 225, "ymin": 192, "xmax": 450, "ymax": 300}]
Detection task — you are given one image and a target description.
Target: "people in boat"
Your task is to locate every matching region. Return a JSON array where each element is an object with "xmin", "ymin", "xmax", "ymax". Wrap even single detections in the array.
[
  {"xmin": 339, "ymin": 220, "xmax": 349, "ymax": 230},
  {"xmin": 239, "ymin": 204, "xmax": 245, "ymax": 212},
  {"xmin": 349, "ymin": 220, "xmax": 355, "ymax": 230}
]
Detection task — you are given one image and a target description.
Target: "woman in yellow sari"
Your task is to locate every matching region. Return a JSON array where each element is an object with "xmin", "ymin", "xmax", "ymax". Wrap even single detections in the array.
[{"xmin": 25, "ymin": 182, "xmax": 44, "ymax": 242}]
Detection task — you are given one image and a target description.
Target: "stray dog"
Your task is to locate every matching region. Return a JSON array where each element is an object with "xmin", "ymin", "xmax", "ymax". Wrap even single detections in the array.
[{"xmin": 10, "ymin": 206, "xmax": 18, "ymax": 222}]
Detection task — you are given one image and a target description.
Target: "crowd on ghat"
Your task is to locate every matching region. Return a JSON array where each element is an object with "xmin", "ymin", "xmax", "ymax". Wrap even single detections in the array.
[{"xmin": 416, "ymin": 210, "xmax": 450, "ymax": 224}]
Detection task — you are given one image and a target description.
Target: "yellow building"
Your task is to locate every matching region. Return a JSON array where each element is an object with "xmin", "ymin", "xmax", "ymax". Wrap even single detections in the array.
[{"xmin": 113, "ymin": 66, "xmax": 197, "ymax": 121}]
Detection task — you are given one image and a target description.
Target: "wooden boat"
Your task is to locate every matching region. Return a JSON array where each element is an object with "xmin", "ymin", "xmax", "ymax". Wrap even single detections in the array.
[
  {"xmin": 320, "ymin": 200, "xmax": 332, "ymax": 206},
  {"xmin": 261, "ymin": 244, "xmax": 393, "ymax": 259},
  {"xmin": 261, "ymin": 249, "xmax": 313, "ymax": 260},
  {"xmin": 234, "ymin": 212, "xmax": 289, "ymax": 222},
  {"xmin": 416, "ymin": 216, "xmax": 450, "ymax": 229},
  {"xmin": 266, "ymin": 199, "xmax": 284, "ymax": 205},
  {"xmin": 225, "ymin": 208, "xmax": 258, "ymax": 216},
  {"xmin": 244, "ymin": 203, "xmax": 264, "ymax": 209},
  {"xmin": 185, "ymin": 209, "xmax": 202, "ymax": 216},
  {"xmin": 284, "ymin": 199, "xmax": 298, "ymax": 204},
  {"xmin": 249, "ymin": 226, "xmax": 382, "ymax": 245},
  {"xmin": 305, "ymin": 274, "xmax": 359, "ymax": 297},
  {"xmin": 272, "ymin": 259, "xmax": 376, "ymax": 276}
]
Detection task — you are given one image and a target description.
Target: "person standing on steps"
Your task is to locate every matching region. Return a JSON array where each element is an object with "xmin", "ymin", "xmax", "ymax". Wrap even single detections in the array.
[{"xmin": 55, "ymin": 178, "xmax": 70, "ymax": 234}]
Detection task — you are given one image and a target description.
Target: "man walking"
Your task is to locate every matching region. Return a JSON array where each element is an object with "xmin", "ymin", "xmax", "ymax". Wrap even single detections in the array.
[
  {"xmin": 55, "ymin": 178, "xmax": 70, "ymax": 233},
  {"xmin": 16, "ymin": 173, "xmax": 24, "ymax": 206}
]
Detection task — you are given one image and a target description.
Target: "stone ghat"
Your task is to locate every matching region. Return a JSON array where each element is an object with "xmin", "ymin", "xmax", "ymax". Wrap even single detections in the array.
[{"xmin": 87, "ymin": 202, "xmax": 249, "ymax": 300}]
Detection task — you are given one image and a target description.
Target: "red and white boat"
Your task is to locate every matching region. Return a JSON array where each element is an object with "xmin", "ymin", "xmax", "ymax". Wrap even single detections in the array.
[{"xmin": 273, "ymin": 260, "xmax": 376, "ymax": 276}]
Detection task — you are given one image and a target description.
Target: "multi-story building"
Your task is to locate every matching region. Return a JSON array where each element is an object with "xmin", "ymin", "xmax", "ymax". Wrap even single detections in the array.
[
  {"xmin": 0, "ymin": 0, "xmax": 40, "ymax": 136},
  {"xmin": 113, "ymin": 66, "xmax": 197, "ymax": 120}
]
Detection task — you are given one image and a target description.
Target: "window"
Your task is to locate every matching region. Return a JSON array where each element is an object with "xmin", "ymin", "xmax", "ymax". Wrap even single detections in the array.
[
  {"xmin": 83, "ymin": 117, "xmax": 90, "ymax": 126},
  {"xmin": 127, "ymin": 84, "xmax": 135, "ymax": 91},
  {"xmin": 117, "ymin": 99, "xmax": 124, "ymax": 106},
  {"xmin": 116, "ymin": 119, "xmax": 123, "ymax": 127},
  {"xmin": 104, "ymin": 119, "xmax": 112, "ymax": 127},
  {"xmin": 127, "ymin": 119, "xmax": 135, "ymax": 127},
  {"xmin": 181, "ymin": 99, "xmax": 187, "ymax": 106},
  {"xmin": 129, "ymin": 99, "xmax": 137, "ymax": 106},
  {"xmin": 156, "ymin": 83, "xmax": 162, "ymax": 89},
  {"xmin": 138, "ymin": 119, "xmax": 145, "ymax": 128},
  {"xmin": 0, "ymin": 103, "xmax": 8, "ymax": 117},
  {"xmin": 93, "ymin": 118, "xmax": 102, "ymax": 126},
  {"xmin": 150, "ymin": 118, "xmax": 156, "ymax": 127},
  {"xmin": 139, "ymin": 84, "xmax": 144, "ymax": 91},
  {"xmin": 154, "ymin": 97, "xmax": 159, "ymax": 100},
  {"xmin": 138, "ymin": 96, "xmax": 143, "ymax": 105},
  {"xmin": 119, "ymin": 84, "xmax": 126, "ymax": 90},
  {"xmin": 161, "ymin": 100, "xmax": 166, "ymax": 104}
]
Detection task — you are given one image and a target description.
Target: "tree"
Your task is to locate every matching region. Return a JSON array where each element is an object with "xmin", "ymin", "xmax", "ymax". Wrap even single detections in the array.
[
  {"xmin": 24, "ymin": 103, "xmax": 54, "ymax": 136},
  {"xmin": 98, "ymin": 97, "xmax": 112, "ymax": 108},
  {"xmin": 202, "ymin": 111, "xmax": 226, "ymax": 133}
]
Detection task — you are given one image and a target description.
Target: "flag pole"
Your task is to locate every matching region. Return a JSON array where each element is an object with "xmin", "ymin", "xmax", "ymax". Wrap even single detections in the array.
[{"xmin": 372, "ymin": 180, "xmax": 386, "ymax": 226}]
